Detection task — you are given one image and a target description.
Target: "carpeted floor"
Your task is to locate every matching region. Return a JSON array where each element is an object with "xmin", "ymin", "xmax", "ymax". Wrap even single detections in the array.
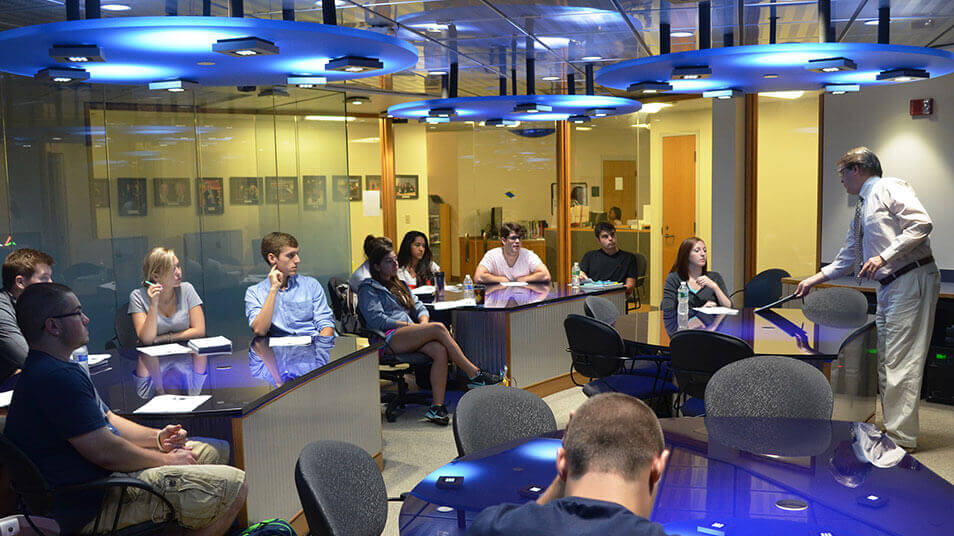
[{"xmin": 378, "ymin": 387, "xmax": 954, "ymax": 536}]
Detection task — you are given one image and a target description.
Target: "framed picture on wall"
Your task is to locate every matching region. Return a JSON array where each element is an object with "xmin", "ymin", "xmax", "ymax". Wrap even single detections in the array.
[
  {"xmin": 91, "ymin": 179, "xmax": 109, "ymax": 208},
  {"xmin": 197, "ymin": 177, "xmax": 224, "ymax": 215},
  {"xmin": 265, "ymin": 176, "xmax": 299, "ymax": 204},
  {"xmin": 303, "ymin": 175, "xmax": 327, "ymax": 211},
  {"xmin": 395, "ymin": 174, "xmax": 419, "ymax": 199},
  {"xmin": 333, "ymin": 175, "xmax": 362, "ymax": 201},
  {"xmin": 570, "ymin": 182, "xmax": 588, "ymax": 206},
  {"xmin": 230, "ymin": 177, "xmax": 262, "ymax": 205},
  {"xmin": 154, "ymin": 178, "xmax": 192, "ymax": 207},
  {"xmin": 117, "ymin": 177, "xmax": 147, "ymax": 216},
  {"xmin": 365, "ymin": 175, "xmax": 381, "ymax": 191}
]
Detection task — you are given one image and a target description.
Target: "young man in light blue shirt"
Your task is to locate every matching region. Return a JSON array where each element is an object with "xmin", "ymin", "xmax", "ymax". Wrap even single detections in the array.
[{"xmin": 245, "ymin": 232, "xmax": 335, "ymax": 338}]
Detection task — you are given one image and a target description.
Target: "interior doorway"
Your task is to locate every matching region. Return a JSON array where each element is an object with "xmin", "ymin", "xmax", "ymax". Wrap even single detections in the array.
[
  {"xmin": 661, "ymin": 134, "xmax": 696, "ymax": 274},
  {"xmin": 602, "ymin": 160, "xmax": 637, "ymax": 223}
]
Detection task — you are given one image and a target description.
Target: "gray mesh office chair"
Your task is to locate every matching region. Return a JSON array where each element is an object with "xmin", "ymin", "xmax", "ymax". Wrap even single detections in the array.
[
  {"xmin": 583, "ymin": 295, "xmax": 621, "ymax": 325},
  {"xmin": 705, "ymin": 355, "xmax": 833, "ymax": 419},
  {"xmin": 802, "ymin": 287, "xmax": 869, "ymax": 328},
  {"xmin": 452, "ymin": 385, "xmax": 557, "ymax": 457}
]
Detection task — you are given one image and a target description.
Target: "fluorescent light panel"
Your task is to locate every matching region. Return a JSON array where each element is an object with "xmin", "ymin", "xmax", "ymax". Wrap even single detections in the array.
[
  {"xmin": 286, "ymin": 75, "xmax": 327, "ymax": 87},
  {"xmin": 35, "ymin": 67, "xmax": 89, "ymax": 83},
  {"xmin": 49, "ymin": 44, "xmax": 105, "ymax": 63},
  {"xmin": 513, "ymin": 103, "xmax": 552, "ymax": 114},
  {"xmin": 585, "ymin": 108, "xmax": 614, "ymax": 117},
  {"xmin": 703, "ymin": 88, "xmax": 743, "ymax": 99},
  {"xmin": 428, "ymin": 107, "xmax": 457, "ymax": 118},
  {"xmin": 568, "ymin": 114, "xmax": 590, "ymax": 123},
  {"xmin": 213, "ymin": 37, "xmax": 279, "ymax": 57},
  {"xmin": 148, "ymin": 79, "xmax": 198, "ymax": 91},
  {"xmin": 326, "ymin": 56, "xmax": 384, "ymax": 73},
  {"xmin": 805, "ymin": 57, "xmax": 857, "ymax": 73},
  {"xmin": 671, "ymin": 65, "xmax": 711, "ymax": 80},
  {"xmin": 825, "ymin": 84, "xmax": 860, "ymax": 94},
  {"xmin": 486, "ymin": 119, "xmax": 519, "ymax": 127},
  {"xmin": 627, "ymin": 81, "xmax": 672, "ymax": 94},
  {"xmin": 876, "ymin": 68, "xmax": 929, "ymax": 82}
]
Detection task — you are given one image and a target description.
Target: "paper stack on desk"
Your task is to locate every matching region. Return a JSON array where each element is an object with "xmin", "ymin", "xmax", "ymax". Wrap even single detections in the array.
[
  {"xmin": 137, "ymin": 343, "xmax": 192, "ymax": 357},
  {"xmin": 432, "ymin": 298, "xmax": 477, "ymax": 310},
  {"xmin": 692, "ymin": 306, "xmax": 738, "ymax": 315},
  {"xmin": 269, "ymin": 335, "xmax": 312, "ymax": 347},
  {"xmin": 188, "ymin": 336, "xmax": 232, "ymax": 354},
  {"xmin": 134, "ymin": 394, "xmax": 211, "ymax": 414}
]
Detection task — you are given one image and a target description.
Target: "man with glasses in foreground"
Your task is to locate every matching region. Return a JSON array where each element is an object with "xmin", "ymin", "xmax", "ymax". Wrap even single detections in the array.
[
  {"xmin": 474, "ymin": 222, "xmax": 551, "ymax": 284},
  {"xmin": 4, "ymin": 283, "xmax": 248, "ymax": 535},
  {"xmin": 795, "ymin": 146, "xmax": 939, "ymax": 453}
]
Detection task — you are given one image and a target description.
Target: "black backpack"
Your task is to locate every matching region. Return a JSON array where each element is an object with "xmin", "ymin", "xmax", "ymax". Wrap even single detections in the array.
[{"xmin": 327, "ymin": 277, "xmax": 361, "ymax": 334}]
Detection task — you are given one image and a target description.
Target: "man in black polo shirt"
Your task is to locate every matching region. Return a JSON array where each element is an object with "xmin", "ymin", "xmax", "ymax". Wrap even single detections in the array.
[{"xmin": 579, "ymin": 222, "xmax": 639, "ymax": 292}]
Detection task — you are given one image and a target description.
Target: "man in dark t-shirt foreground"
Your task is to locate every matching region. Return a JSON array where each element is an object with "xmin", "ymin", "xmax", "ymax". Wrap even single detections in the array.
[
  {"xmin": 579, "ymin": 222, "xmax": 640, "ymax": 293},
  {"xmin": 467, "ymin": 393, "xmax": 671, "ymax": 536}
]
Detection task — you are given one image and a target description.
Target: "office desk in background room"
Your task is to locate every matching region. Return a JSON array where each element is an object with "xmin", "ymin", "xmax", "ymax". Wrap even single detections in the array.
[
  {"xmin": 89, "ymin": 336, "xmax": 382, "ymax": 526},
  {"xmin": 432, "ymin": 283, "xmax": 626, "ymax": 396}
]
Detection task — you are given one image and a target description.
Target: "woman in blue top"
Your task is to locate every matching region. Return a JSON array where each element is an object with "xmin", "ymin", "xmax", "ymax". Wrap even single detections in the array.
[
  {"xmin": 129, "ymin": 247, "xmax": 205, "ymax": 345},
  {"xmin": 660, "ymin": 237, "xmax": 732, "ymax": 311},
  {"xmin": 358, "ymin": 243, "xmax": 501, "ymax": 425}
]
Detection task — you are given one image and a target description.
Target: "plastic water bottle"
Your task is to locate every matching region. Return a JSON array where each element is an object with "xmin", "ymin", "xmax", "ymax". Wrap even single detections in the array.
[
  {"xmin": 571, "ymin": 262, "xmax": 581, "ymax": 288},
  {"xmin": 72, "ymin": 345, "xmax": 90, "ymax": 375},
  {"xmin": 463, "ymin": 275, "xmax": 474, "ymax": 298},
  {"xmin": 677, "ymin": 281, "xmax": 689, "ymax": 329}
]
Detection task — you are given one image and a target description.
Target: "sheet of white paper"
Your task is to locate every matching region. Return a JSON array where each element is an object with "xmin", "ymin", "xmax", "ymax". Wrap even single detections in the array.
[
  {"xmin": 500, "ymin": 281, "xmax": 529, "ymax": 287},
  {"xmin": 615, "ymin": 176, "xmax": 624, "ymax": 190},
  {"xmin": 363, "ymin": 190, "xmax": 381, "ymax": 216},
  {"xmin": 88, "ymin": 354, "xmax": 110, "ymax": 366},
  {"xmin": 134, "ymin": 394, "xmax": 211, "ymax": 414},
  {"xmin": 137, "ymin": 343, "xmax": 192, "ymax": 357},
  {"xmin": 692, "ymin": 306, "xmax": 739, "ymax": 315},
  {"xmin": 189, "ymin": 336, "xmax": 232, "ymax": 348},
  {"xmin": 0, "ymin": 390, "xmax": 12, "ymax": 408},
  {"xmin": 269, "ymin": 335, "xmax": 312, "ymax": 347},
  {"xmin": 432, "ymin": 298, "xmax": 477, "ymax": 310},
  {"xmin": 412, "ymin": 285, "xmax": 435, "ymax": 295}
]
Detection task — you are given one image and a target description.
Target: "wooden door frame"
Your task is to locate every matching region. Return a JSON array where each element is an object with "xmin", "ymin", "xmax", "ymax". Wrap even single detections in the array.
[{"xmin": 660, "ymin": 133, "xmax": 698, "ymax": 274}]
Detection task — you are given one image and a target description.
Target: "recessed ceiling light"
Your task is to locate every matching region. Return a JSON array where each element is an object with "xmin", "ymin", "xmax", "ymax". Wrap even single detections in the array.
[
  {"xmin": 759, "ymin": 90, "xmax": 805, "ymax": 99},
  {"xmin": 763, "ymin": 73, "xmax": 780, "ymax": 79},
  {"xmin": 671, "ymin": 65, "xmax": 711, "ymax": 80},
  {"xmin": 304, "ymin": 115, "xmax": 355, "ymax": 121},
  {"xmin": 420, "ymin": 117, "xmax": 450, "ymax": 124},
  {"xmin": 49, "ymin": 45, "xmax": 106, "ymax": 63},
  {"xmin": 825, "ymin": 84, "xmax": 860, "ymax": 95},
  {"xmin": 101, "ymin": 4, "xmax": 131, "ymax": 11},
  {"xmin": 703, "ymin": 88, "xmax": 743, "ymax": 99},
  {"xmin": 864, "ymin": 19, "xmax": 891, "ymax": 26},
  {"xmin": 805, "ymin": 57, "xmax": 857, "ymax": 73},
  {"xmin": 148, "ymin": 79, "xmax": 198, "ymax": 92},
  {"xmin": 585, "ymin": 108, "xmax": 614, "ymax": 118},
  {"xmin": 627, "ymin": 81, "xmax": 672, "ymax": 95},
  {"xmin": 486, "ymin": 118, "xmax": 519, "ymax": 127},
  {"xmin": 581, "ymin": 55, "xmax": 602, "ymax": 61},
  {"xmin": 876, "ymin": 67, "xmax": 929, "ymax": 82},
  {"xmin": 429, "ymin": 107, "xmax": 457, "ymax": 118},
  {"xmin": 568, "ymin": 114, "xmax": 590, "ymax": 123},
  {"xmin": 347, "ymin": 95, "xmax": 371, "ymax": 105},
  {"xmin": 514, "ymin": 102, "xmax": 552, "ymax": 114},
  {"xmin": 640, "ymin": 102, "xmax": 673, "ymax": 114},
  {"xmin": 213, "ymin": 37, "xmax": 279, "ymax": 57},
  {"xmin": 542, "ymin": 76, "xmax": 560, "ymax": 81},
  {"xmin": 287, "ymin": 75, "xmax": 327, "ymax": 87},
  {"xmin": 35, "ymin": 67, "xmax": 89, "ymax": 84},
  {"xmin": 671, "ymin": 31, "xmax": 694, "ymax": 38},
  {"xmin": 632, "ymin": 123, "xmax": 650, "ymax": 129},
  {"xmin": 197, "ymin": 61, "xmax": 215, "ymax": 66},
  {"xmin": 575, "ymin": 126, "xmax": 592, "ymax": 131},
  {"xmin": 326, "ymin": 56, "xmax": 383, "ymax": 73},
  {"xmin": 428, "ymin": 70, "xmax": 447, "ymax": 76}
]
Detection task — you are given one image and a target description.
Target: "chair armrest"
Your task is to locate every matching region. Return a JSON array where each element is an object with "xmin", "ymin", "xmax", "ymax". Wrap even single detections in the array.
[{"xmin": 57, "ymin": 476, "xmax": 176, "ymax": 523}]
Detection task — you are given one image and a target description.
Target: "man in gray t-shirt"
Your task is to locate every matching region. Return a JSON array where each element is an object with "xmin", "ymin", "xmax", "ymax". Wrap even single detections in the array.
[{"xmin": 0, "ymin": 248, "xmax": 54, "ymax": 380}]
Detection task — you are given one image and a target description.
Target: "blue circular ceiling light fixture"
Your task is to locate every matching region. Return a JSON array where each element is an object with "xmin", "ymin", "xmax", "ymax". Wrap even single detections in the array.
[
  {"xmin": 0, "ymin": 16, "xmax": 419, "ymax": 87},
  {"xmin": 595, "ymin": 43, "xmax": 954, "ymax": 95},
  {"xmin": 387, "ymin": 95, "xmax": 641, "ymax": 124}
]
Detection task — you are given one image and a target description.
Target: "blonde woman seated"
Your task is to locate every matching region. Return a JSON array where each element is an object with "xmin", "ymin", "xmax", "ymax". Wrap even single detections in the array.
[{"xmin": 129, "ymin": 247, "xmax": 205, "ymax": 345}]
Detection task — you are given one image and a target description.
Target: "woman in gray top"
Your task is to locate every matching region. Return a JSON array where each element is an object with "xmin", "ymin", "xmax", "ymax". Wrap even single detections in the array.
[
  {"xmin": 129, "ymin": 247, "xmax": 205, "ymax": 345},
  {"xmin": 660, "ymin": 237, "xmax": 732, "ymax": 310}
]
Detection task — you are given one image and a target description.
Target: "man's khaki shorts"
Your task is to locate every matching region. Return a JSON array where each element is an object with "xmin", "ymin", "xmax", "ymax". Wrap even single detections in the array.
[{"xmin": 82, "ymin": 438, "xmax": 246, "ymax": 533}]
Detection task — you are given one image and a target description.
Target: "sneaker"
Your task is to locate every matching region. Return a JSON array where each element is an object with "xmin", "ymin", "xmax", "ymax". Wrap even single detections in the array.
[
  {"xmin": 425, "ymin": 404, "xmax": 450, "ymax": 425},
  {"xmin": 467, "ymin": 369, "xmax": 503, "ymax": 388}
]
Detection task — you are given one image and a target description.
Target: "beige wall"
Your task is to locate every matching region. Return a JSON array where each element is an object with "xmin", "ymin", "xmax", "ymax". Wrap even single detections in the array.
[
  {"xmin": 756, "ymin": 93, "xmax": 820, "ymax": 276},
  {"xmin": 346, "ymin": 119, "xmax": 383, "ymax": 269}
]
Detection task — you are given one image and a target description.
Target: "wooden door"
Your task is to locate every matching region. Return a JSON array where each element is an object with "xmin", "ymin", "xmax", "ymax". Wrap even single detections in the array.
[
  {"xmin": 661, "ymin": 135, "xmax": 696, "ymax": 274},
  {"xmin": 602, "ymin": 160, "xmax": 637, "ymax": 223}
]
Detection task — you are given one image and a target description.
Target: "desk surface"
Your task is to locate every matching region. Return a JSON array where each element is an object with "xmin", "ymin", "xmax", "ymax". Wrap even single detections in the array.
[
  {"xmin": 613, "ymin": 308, "xmax": 872, "ymax": 358},
  {"xmin": 783, "ymin": 275, "xmax": 954, "ymax": 299},
  {"xmin": 90, "ymin": 336, "xmax": 374, "ymax": 417},
  {"xmin": 428, "ymin": 282, "xmax": 625, "ymax": 312},
  {"xmin": 401, "ymin": 417, "xmax": 954, "ymax": 536}
]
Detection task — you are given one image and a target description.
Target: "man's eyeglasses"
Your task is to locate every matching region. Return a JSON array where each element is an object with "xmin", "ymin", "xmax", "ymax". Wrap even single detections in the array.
[
  {"xmin": 44, "ymin": 310, "xmax": 83, "ymax": 331},
  {"xmin": 504, "ymin": 235, "xmax": 522, "ymax": 242}
]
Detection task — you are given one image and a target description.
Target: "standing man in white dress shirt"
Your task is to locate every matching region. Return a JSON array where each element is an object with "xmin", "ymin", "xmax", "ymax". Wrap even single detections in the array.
[{"xmin": 796, "ymin": 147, "xmax": 939, "ymax": 451}]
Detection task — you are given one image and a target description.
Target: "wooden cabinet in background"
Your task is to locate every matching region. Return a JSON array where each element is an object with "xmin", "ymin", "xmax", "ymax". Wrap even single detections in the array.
[{"xmin": 458, "ymin": 237, "xmax": 547, "ymax": 280}]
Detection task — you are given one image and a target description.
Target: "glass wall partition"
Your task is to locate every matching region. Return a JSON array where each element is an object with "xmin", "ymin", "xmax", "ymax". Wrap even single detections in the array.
[{"xmin": 0, "ymin": 76, "xmax": 351, "ymax": 350}]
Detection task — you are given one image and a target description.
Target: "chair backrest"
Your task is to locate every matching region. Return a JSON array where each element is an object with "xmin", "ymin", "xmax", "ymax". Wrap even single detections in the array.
[
  {"xmin": 0, "ymin": 433, "xmax": 54, "ymax": 515},
  {"xmin": 115, "ymin": 301, "xmax": 139, "ymax": 348},
  {"xmin": 743, "ymin": 268, "xmax": 791, "ymax": 308},
  {"xmin": 705, "ymin": 356, "xmax": 834, "ymax": 419},
  {"xmin": 633, "ymin": 252, "xmax": 647, "ymax": 279},
  {"xmin": 295, "ymin": 440, "xmax": 387, "ymax": 536},
  {"xmin": 563, "ymin": 314, "xmax": 626, "ymax": 380},
  {"xmin": 583, "ymin": 295, "xmax": 620, "ymax": 325},
  {"xmin": 668, "ymin": 330, "xmax": 754, "ymax": 398},
  {"xmin": 452, "ymin": 385, "xmax": 557, "ymax": 456},
  {"xmin": 802, "ymin": 287, "xmax": 869, "ymax": 328},
  {"xmin": 327, "ymin": 277, "xmax": 360, "ymax": 334}
]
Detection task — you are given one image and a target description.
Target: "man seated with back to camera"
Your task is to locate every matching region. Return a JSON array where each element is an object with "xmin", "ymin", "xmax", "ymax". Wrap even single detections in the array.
[
  {"xmin": 0, "ymin": 248, "xmax": 54, "ymax": 381},
  {"xmin": 467, "ymin": 392, "xmax": 670, "ymax": 536},
  {"xmin": 474, "ymin": 222, "xmax": 551, "ymax": 284},
  {"xmin": 246, "ymin": 231, "xmax": 335, "ymax": 338},
  {"xmin": 4, "ymin": 282, "xmax": 247, "ymax": 535},
  {"xmin": 579, "ymin": 222, "xmax": 639, "ymax": 293}
]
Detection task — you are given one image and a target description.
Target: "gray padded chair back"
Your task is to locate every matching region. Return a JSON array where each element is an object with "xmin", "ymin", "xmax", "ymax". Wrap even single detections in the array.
[
  {"xmin": 802, "ymin": 287, "xmax": 868, "ymax": 328},
  {"xmin": 583, "ymin": 295, "xmax": 620, "ymax": 325},
  {"xmin": 453, "ymin": 385, "xmax": 557, "ymax": 457},
  {"xmin": 295, "ymin": 440, "xmax": 387, "ymax": 536},
  {"xmin": 115, "ymin": 301, "xmax": 139, "ymax": 348},
  {"xmin": 705, "ymin": 356, "xmax": 833, "ymax": 419}
]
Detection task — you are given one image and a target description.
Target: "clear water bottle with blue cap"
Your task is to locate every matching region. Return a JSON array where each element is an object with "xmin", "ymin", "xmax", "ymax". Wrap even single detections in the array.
[
  {"xmin": 677, "ymin": 281, "xmax": 689, "ymax": 329},
  {"xmin": 72, "ymin": 344, "xmax": 89, "ymax": 375},
  {"xmin": 571, "ymin": 262, "xmax": 581, "ymax": 288},
  {"xmin": 463, "ymin": 274, "xmax": 474, "ymax": 298}
]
